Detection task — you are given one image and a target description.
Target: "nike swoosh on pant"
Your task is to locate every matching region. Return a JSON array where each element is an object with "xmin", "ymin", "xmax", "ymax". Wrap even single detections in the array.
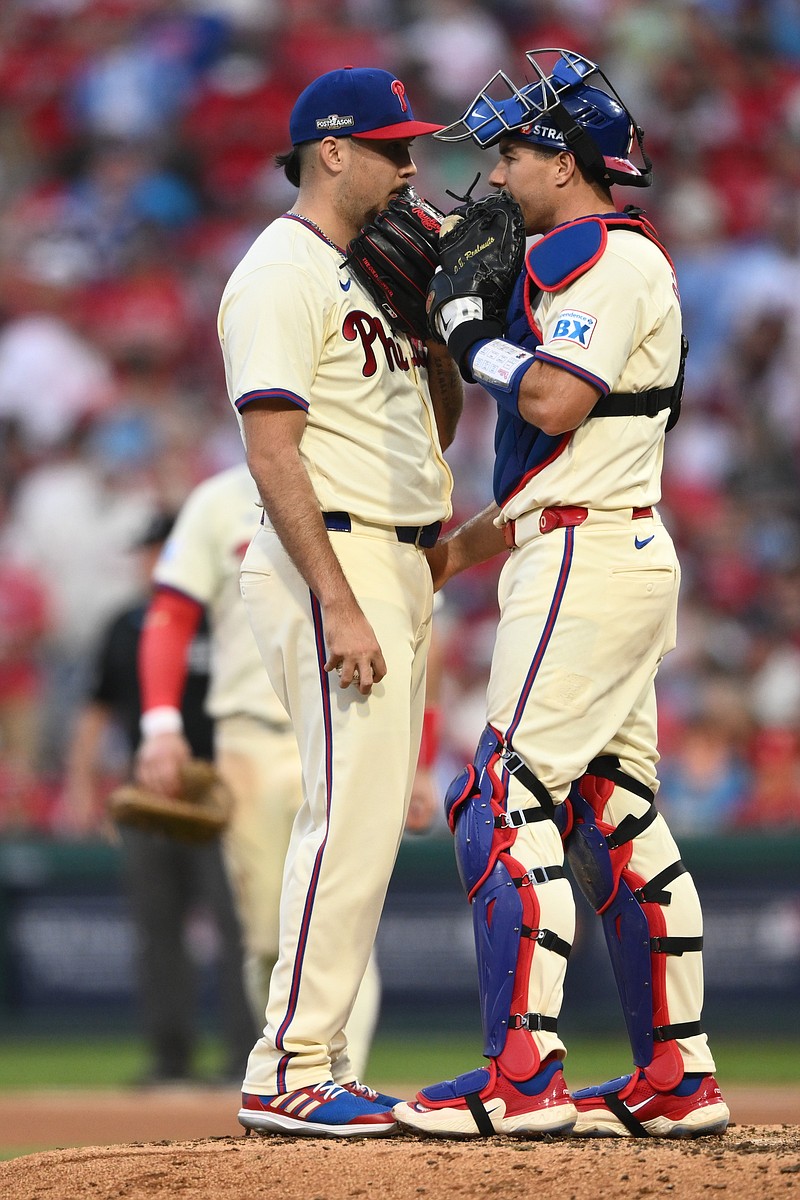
[{"xmin": 634, "ymin": 535, "xmax": 655, "ymax": 549}]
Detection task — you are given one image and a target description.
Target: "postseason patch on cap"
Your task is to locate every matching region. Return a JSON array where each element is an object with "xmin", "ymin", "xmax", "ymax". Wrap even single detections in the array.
[
  {"xmin": 316, "ymin": 113, "xmax": 355, "ymax": 133},
  {"xmin": 549, "ymin": 309, "xmax": 597, "ymax": 348}
]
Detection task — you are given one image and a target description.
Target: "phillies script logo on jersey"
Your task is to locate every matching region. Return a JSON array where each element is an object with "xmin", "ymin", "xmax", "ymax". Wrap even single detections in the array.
[{"xmin": 343, "ymin": 310, "xmax": 426, "ymax": 376}]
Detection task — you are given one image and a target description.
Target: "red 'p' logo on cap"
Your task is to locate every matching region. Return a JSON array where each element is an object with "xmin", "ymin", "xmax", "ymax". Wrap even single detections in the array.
[{"xmin": 391, "ymin": 79, "xmax": 408, "ymax": 112}]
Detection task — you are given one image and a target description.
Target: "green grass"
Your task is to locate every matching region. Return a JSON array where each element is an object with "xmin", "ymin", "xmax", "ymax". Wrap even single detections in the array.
[
  {"xmin": 0, "ymin": 1031, "xmax": 798, "ymax": 1092},
  {"xmin": 369, "ymin": 1032, "xmax": 800, "ymax": 1088},
  {"xmin": 0, "ymin": 1033, "xmax": 223, "ymax": 1090}
]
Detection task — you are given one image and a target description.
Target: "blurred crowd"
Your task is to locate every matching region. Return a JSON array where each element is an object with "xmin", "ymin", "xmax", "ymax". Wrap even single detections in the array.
[{"xmin": 1, "ymin": 0, "xmax": 799, "ymax": 841}]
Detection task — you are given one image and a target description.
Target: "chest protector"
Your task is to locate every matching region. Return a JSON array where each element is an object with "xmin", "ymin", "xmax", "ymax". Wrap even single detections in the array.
[{"xmin": 525, "ymin": 207, "xmax": 687, "ymax": 432}]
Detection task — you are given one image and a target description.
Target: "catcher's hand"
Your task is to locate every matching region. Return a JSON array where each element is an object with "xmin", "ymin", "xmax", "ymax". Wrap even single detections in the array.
[
  {"xmin": 427, "ymin": 192, "xmax": 526, "ymax": 375},
  {"xmin": 108, "ymin": 760, "xmax": 233, "ymax": 843},
  {"xmin": 343, "ymin": 187, "xmax": 445, "ymax": 340}
]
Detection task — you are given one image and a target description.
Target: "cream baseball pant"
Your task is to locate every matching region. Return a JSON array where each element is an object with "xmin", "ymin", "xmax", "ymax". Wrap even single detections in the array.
[
  {"xmin": 484, "ymin": 509, "xmax": 715, "ymax": 1078},
  {"xmin": 240, "ymin": 522, "xmax": 433, "ymax": 1093},
  {"xmin": 214, "ymin": 714, "xmax": 381, "ymax": 1079}
]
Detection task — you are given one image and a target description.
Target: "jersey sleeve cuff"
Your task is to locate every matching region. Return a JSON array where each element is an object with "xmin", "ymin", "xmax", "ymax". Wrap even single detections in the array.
[
  {"xmin": 533, "ymin": 350, "xmax": 609, "ymax": 397},
  {"xmin": 235, "ymin": 388, "xmax": 309, "ymax": 412}
]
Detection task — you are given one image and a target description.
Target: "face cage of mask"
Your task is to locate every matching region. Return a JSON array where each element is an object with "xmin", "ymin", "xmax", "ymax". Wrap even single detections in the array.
[{"xmin": 434, "ymin": 47, "xmax": 652, "ymax": 188}]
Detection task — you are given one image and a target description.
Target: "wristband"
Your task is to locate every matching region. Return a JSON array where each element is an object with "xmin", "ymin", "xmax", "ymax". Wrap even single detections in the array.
[
  {"xmin": 447, "ymin": 319, "xmax": 503, "ymax": 381},
  {"xmin": 466, "ymin": 338, "xmax": 536, "ymax": 415},
  {"xmin": 419, "ymin": 707, "xmax": 441, "ymax": 768},
  {"xmin": 140, "ymin": 706, "xmax": 183, "ymax": 739}
]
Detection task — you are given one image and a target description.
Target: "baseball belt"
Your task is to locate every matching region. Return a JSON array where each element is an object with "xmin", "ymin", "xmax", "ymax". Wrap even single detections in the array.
[
  {"xmin": 323, "ymin": 511, "xmax": 442, "ymax": 548},
  {"xmin": 503, "ymin": 505, "xmax": 653, "ymax": 550}
]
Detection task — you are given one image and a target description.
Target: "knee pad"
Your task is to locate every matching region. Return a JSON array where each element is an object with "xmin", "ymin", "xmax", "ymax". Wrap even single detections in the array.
[{"xmin": 567, "ymin": 757, "xmax": 704, "ymax": 1089}]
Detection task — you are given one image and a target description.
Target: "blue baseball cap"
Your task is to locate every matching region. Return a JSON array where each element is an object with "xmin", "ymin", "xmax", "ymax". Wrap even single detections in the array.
[{"xmin": 289, "ymin": 66, "xmax": 443, "ymax": 146}]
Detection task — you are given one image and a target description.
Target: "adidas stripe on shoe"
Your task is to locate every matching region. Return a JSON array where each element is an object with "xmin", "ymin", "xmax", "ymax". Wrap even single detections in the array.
[
  {"xmin": 572, "ymin": 1069, "xmax": 730, "ymax": 1138},
  {"xmin": 239, "ymin": 1080, "xmax": 396, "ymax": 1137},
  {"xmin": 393, "ymin": 1058, "xmax": 577, "ymax": 1138}
]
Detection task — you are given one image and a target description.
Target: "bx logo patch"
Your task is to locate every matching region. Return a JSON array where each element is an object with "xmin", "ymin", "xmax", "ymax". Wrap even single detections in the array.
[{"xmin": 549, "ymin": 309, "xmax": 597, "ymax": 349}]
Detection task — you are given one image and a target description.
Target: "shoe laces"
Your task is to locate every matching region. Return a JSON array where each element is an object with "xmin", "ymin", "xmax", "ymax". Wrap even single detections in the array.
[
  {"xmin": 311, "ymin": 1081, "xmax": 347, "ymax": 1102},
  {"xmin": 347, "ymin": 1080, "xmax": 378, "ymax": 1100}
]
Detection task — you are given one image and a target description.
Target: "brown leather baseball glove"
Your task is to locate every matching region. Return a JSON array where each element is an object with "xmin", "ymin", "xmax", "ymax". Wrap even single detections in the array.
[{"xmin": 108, "ymin": 760, "xmax": 233, "ymax": 843}]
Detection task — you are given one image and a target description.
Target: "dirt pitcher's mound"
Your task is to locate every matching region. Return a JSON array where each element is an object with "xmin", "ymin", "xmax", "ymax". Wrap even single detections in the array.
[{"xmin": 2, "ymin": 1125, "xmax": 800, "ymax": 1200}]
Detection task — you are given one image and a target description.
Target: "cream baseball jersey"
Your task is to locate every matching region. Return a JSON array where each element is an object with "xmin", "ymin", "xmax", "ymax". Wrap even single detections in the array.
[
  {"xmin": 500, "ymin": 227, "xmax": 682, "ymax": 522},
  {"xmin": 218, "ymin": 215, "xmax": 453, "ymax": 528},
  {"xmin": 153, "ymin": 464, "xmax": 289, "ymax": 727}
]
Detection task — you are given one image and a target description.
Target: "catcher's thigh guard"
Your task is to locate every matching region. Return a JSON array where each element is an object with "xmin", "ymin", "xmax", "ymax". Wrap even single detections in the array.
[
  {"xmin": 565, "ymin": 758, "xmax": 706, "ymax": 1089},
  {"xmin": 447, "ymin": 728, "xmax": 573, "ymax": 1080}
]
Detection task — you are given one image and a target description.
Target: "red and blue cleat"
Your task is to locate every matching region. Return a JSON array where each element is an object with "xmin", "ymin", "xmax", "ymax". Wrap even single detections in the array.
[
  {"xmin": 239, "ymin": 1080, "xmax": 397, "ymax": 1137},
  {"xmin": 572, "ymin": 1068, "xmax": 730, "ymax": 1138}
]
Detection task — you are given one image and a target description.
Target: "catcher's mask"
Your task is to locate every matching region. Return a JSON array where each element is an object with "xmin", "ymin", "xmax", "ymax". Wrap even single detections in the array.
[{"xmin": 435, "ymin": 48, "xmax": 652, "ymax": 189}]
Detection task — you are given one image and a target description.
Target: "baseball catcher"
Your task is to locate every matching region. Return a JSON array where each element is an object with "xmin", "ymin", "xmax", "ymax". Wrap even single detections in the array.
[
  {"xmin": 343, "ymin": 186, "xmax": 445, "ymax": 340},
  {"xmin": 392, "ymin": 47, "xmax": 725, "ymax": 1143},
  {"xmin": 109, "ymin": 759, "xmax": 233, "ymax": 842}
]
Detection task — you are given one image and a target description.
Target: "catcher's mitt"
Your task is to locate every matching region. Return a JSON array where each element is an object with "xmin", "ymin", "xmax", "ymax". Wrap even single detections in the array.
[
  {"xmin": 108, "ymin": 760, "xmax": 233, "ymax": 843},
  {"xmin": 427, "ymin": 192, "xmax": 526, "ymax": 371},
  {"xmin": 343, "ymin": 187, "xmax": 445, "ymax": 340}
]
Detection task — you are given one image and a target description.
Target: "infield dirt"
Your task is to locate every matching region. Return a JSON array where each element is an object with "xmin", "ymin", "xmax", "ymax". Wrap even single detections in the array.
[{"xmin": 1, "ymin": 1086, "xmax": 799, "ymax": 1199}]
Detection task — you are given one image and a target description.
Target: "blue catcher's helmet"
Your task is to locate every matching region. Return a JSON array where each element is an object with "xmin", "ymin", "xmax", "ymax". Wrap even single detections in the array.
[{"xmin": 436, "ymin": 49, "xmax": 652, "ymax": 188}]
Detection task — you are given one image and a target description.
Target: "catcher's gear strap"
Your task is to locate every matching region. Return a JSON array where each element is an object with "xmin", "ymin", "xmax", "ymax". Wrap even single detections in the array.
[
  {"xmin": 464, "ymin": 1091, "xmax": 496, "ymax": 1136},
  {"xmin": 589, "ymin": 332, "xmax": 688, "ymax": 432},
  {"xmin": 511, "ymin": 864, "xmax": 565, "ymax": 887},
  {"xmin": 525, "ymin": 213, "xmax": 686, "ymax": 430},
  {"xmin": 494, "ymin": 807, "xmax": 551, "ymax": 830},
  {"xmin": 500, "ymin": 749, "xmax": 556, "ymax": 819},
  {"xmin": 139, "ymin": 586, "xmax": 203, "ymax": 712},
  {"xmin": 582, "ymin": 754, "xmax": 657, "ymax": 851},
  {"xmin": 508, "ymin": 1013, "xmax": 559, "ymax": 1032},
  {"xmin": 604, "ymin": 1090, "xmax": 650, "ymax": 1137},
  {"xmin": 654, "ymin": 1020, "xmax": 703, "ymax": 1041},
  {"xmin": 634, "ymin": 860, "xmax": 688, "ymax": 906},
  {"xmin": 586, "ymin": 754, "xmax": 654, "ymax": 804},
  {"xmin": 523, "ymin": 925, "xmax": 572, "ymax": 959},
  {"xmin": 650, "ymin": 936, "xmax": 703, "ymax": 955}
]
